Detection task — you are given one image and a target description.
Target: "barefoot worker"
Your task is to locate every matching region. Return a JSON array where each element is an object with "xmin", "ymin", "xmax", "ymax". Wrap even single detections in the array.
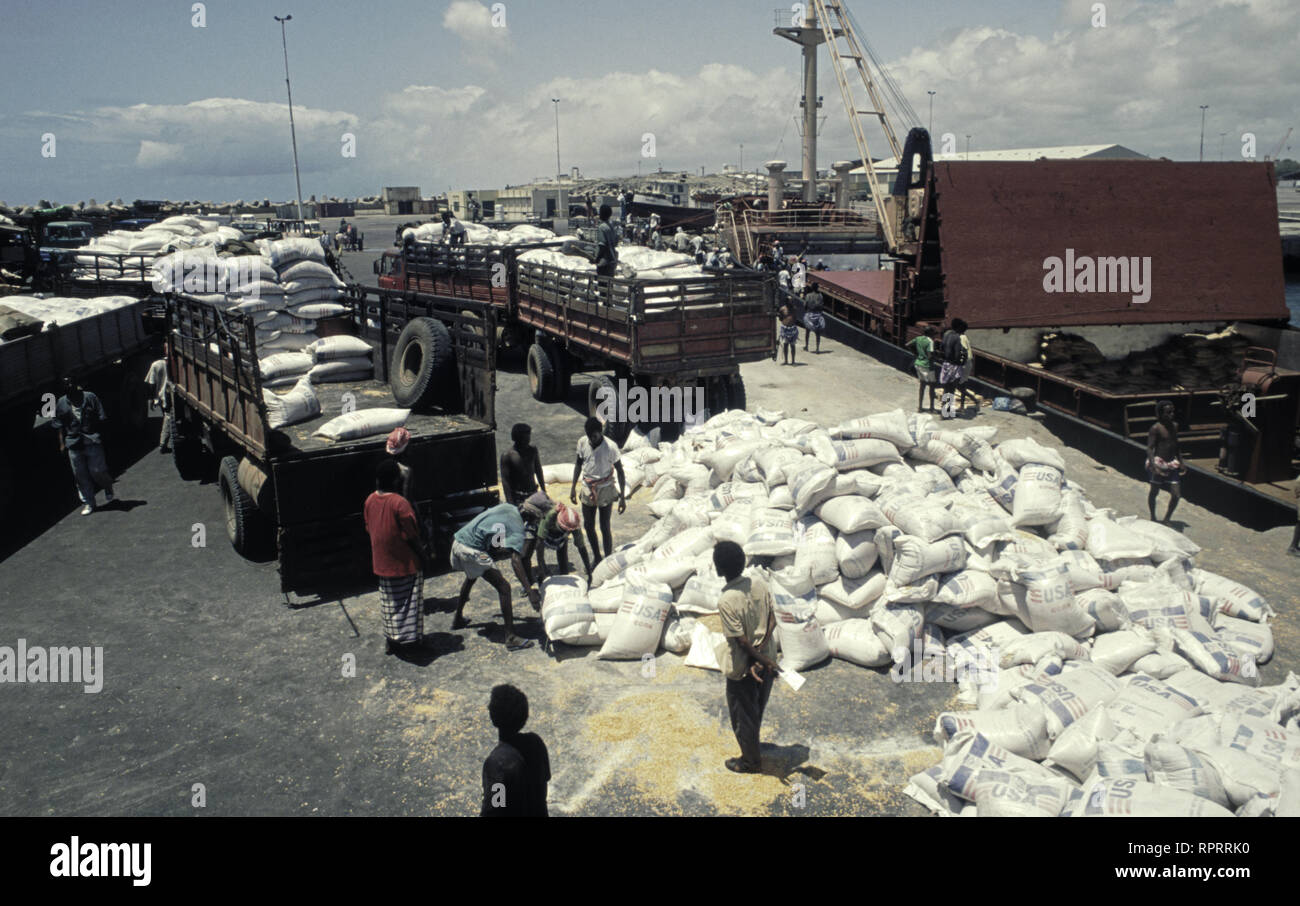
[
  {"xmin": 451, "ymin": 501, "xmax": 543, "ymax": 650},
  {"xmin": 570, "ymin": 417, "xmax": 627, "ymax": 563},
  {"xmin": 364, "ymin": 460, "xmax": 434, "ymax": 655},
  {"xmin": 1146, "ymin": 400, "xmax": 1187, "ymax": 524},
  {"xmin": 714, "ymin": 541, "xmax": 780, "ymax": 775}
]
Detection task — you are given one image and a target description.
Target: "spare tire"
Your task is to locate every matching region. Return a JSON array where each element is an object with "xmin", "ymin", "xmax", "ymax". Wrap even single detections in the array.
[{"xmin": 390, "ymin": 317, "xmax": 454, "ymax": 410}]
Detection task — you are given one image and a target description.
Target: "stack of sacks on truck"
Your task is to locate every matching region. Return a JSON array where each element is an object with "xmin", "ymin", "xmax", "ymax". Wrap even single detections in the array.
[
  {"xmin": 0, "ymin": 295, "xmax": 138, "ymax": 343},
  {"xmin": 402, "ymin": 222, "xmax": 557, "ymax": 246},
  {"xmin": 517, "ymin": 244, "xmax": 709, "ymax": 280},
  {"xmin": 72, "ymin": 215, "xmax": 245, "ymax": 281},
  {"xmin": 533, "ymin": 405, "xmax": 1299, "ymax": 817}
]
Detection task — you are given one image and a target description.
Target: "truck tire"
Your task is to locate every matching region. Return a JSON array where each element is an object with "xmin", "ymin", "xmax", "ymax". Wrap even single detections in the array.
[
  {"xmin": 727, "ymin": 373, "xmax": 747, "ymax": 412},
  {"xmin": 219, "ymin": 456, "xmax": 270, "ymax": 559},
  {"xmin": 704, "ymin": 377, "xmax": 729, "ymax": 416},
  {"xmin": 390, "ymin": 317, "xmax": 454, "ymax": 410},
  {"xmin": 171, "ymin": 416, "xmax": 207, "ymax": 481},
  {"xmin": 588, "ymin": 375, "xmax": 616, "ymax": 418},
  {"xmin": 117, "ymin": 366, "xmax": 150, "ymax": 432},
  {"xmin": 527, "ymin": 342, "xmax": 556, "ymax": 402}
]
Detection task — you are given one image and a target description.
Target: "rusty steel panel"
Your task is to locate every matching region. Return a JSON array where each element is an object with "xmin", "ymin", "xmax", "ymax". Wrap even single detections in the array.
[
  {"xmin": 930, "ymin": 160, "xmax": 1288, "ymax": 328},
  {"xmin": 810, "ymin": 270, "xmax": 895, "ymax": 310}
]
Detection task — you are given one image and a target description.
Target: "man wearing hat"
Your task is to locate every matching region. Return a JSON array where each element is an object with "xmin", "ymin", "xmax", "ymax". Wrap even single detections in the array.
[
  {"xmin": 386, "ymin": 427, "xmax": 414, "ymax": 501},
  {"xmin": 519, "ymin": 493, "xmax": 592, "ymax": 583}
]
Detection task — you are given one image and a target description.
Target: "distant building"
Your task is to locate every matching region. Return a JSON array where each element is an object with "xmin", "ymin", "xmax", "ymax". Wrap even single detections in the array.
[{"xmin": 381, "ymin": 186, "xmax": 421, "ymax": 215}]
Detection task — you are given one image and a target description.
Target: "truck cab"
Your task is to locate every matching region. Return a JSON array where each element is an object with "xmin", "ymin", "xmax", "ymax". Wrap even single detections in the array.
[
  {"xmin": 38, "ymin": 221, "xmax": 94, "ymax": 266},
  {"xmin": 374, "ymin": 250, "xmax": 406, "ymax": 290}
]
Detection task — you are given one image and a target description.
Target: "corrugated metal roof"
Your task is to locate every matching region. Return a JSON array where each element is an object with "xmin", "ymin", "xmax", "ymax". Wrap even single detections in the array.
[{"xmin": 932, "ymin": 160, "xmax": 1289, "ymax": 328}]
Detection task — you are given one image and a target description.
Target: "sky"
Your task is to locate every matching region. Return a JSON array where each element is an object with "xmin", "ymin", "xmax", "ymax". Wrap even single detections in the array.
[{"xmin": 0, "ymin": 0, "xmax": 1296, "ymax": 206}]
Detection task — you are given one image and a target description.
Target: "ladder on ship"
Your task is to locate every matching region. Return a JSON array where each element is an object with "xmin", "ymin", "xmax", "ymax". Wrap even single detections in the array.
[{"xmin": 808, "ymin": 0, "xmax": 916, "ymax": 252}]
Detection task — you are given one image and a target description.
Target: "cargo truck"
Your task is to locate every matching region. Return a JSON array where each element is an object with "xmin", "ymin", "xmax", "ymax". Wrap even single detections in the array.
[
  {"xmin": 164, "ymin": 286, "xmax": 499, "ymax": 593},
  {"xmin": 376, "ymin": 237, "xmax": 774, "ymax": 437}
]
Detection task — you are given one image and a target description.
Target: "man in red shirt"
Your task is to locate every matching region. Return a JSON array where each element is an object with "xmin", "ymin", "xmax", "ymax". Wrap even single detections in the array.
[{"xmin": 365, "ymin": 459, "xmax": 433, "ymax": 655}]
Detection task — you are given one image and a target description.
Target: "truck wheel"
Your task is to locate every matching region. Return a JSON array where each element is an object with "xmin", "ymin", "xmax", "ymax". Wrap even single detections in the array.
[
  {"xmin": 727, "ymin": 373, "xmax": 747, "ymax": 412},
  {"xmin": 527, "ymin": 343, "xmax": 556, "ymax": 402},
  {"xmin": 704, "ymin": 377, "xmax": 729, "ymax": 416},
  {"xmin": 588, "ymin": 375, "xmax": 616, "ymax": 418},
  {"xmin": 390, "ymin": 317, "xmax": 453, "ymax": 410},
  {"xmin": 117, "ymin": 367, "xmax": 150, "ymax": 432},
  {"xmin": 219, "ymin": 456, "xmax": 270, "ymax": 559},
  {"xmin": 171, "ymin": 416, "xmax": 207, "ymax": 481}
]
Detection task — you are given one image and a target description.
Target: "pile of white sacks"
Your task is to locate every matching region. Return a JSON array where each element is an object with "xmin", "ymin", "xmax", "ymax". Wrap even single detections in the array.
[
  {"xmin": 152, "ymin": 237, "xmax": 368, "ymax": 430},
  {"xmin": 0, "ymin": 295, "xmax": 139, "ymax": 343},
  {"xmin": 71, "ymin": 215, "xmax": 245, "ymax": 281},
  {"xmin": 403, "ymin": 222, "xmax": 556, "ymax": 246},
  {"xmin": 519, "ymin": 245, "xmax": 709, "ymax": 280},
  {"xmin": 536, "ymin": 406, "xmax": 1300, "ymax": 817}
]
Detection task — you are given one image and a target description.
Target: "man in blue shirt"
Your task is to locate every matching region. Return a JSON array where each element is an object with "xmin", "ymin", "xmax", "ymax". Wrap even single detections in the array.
[
  {"xmin": 52, "ymin": 376, "xmax": 115, "ymax": 515},
  {"xmin": 451, "ymin": 502, "xmax": 542, "ymax": 650}
]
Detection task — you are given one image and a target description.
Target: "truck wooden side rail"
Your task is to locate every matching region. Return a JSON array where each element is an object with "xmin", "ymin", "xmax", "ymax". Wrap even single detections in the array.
[
  {"xmin": 514, "ymin": 261, "xmax": 773, "ymax": 377},
  {"xmin": 378, "ymin": 238, "xmax": 776, "ymax": 424},
  {"xmin": 165, "ymin": 288, "xmax": 500, "ymax": 594}
]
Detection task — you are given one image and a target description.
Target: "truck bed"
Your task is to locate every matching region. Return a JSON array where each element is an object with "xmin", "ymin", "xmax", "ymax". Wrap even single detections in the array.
[{"xmin": 272, "ymin": 380, "xmax": 487, "ymax": 456}]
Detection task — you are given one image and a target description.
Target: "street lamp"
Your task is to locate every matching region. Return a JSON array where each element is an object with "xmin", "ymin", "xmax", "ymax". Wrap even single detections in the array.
[
  {"xmin": 927, "ymin": 90, "xmax": 936, "ymax": 134},
  {"xmin": 1199, "ymin": 105, "xmax": 1209, "ymax": 162},
  {"xmin": 274, "ymin": 15, "xmax": 304, "ymax": 223},
  {"xmin": 551, "ymin": 98, "xmax": 562, "ymax": 183},
  {"xmin": 965, "ymin": 134, "xmax": 971, "ymax": 160},
  {"xmin": 739, "ymin": 143, "xmax": 744, "ymax": 173},
  {"xmin": 1219, "ymin": 132, "xmax": 1226, "ymax": 161}
]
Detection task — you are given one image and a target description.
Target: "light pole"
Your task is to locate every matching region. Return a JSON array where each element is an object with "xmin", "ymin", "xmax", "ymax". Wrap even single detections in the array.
[
  {"xmin": 274, "ymin": 15, "xmax": 304, "ymax": 223},
  {"xmin": 551, "ymin": 98, "xmax": 561, "ymax": 183},
  {"xmin": 739, "ymin": 143, "xmax": 744, "ymax": 172},
  {"xmin": 927, "ymin": 90, "xmax": 936, "ymax": 134},
  {"xmin": 1219, "ymin": 132, "xmax": 1226, "ymax": 161},
  {"xmin": 965, "ymin": 134, "xmax": 971, "ymax": 160},
  {"xmin": 1199, "ymin": 105, "xmax": 1209, "ymax": 161}
]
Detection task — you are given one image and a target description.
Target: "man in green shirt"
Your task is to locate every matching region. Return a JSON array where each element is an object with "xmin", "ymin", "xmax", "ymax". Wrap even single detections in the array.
[
  {"xmin": 906, "ymin": 325, "xmax": 938, "ymax": 412},
  {"xmin": 714, "ymin": 541, "xmax": 780, "ymax": 774},
  {"xmin": 451, "ymin": 502, "xmax": 542, "ymax": 650}
]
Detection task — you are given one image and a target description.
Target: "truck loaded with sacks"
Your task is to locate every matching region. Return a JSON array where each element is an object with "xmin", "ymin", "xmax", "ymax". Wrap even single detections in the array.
[
  {"xmin": 0, "ymin": 293, "xmax": 161, "ymax": 521},
  {"xmin": 163, "ymin": 236, "xmax": 499, "ymax": 593},
  {"xmin": 377, "ymin": 221, "xmax": 774, "ymax": 440}
]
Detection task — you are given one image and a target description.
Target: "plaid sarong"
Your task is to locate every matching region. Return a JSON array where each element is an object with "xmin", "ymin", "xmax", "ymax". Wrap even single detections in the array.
[{"xmin": 379, "ymin": 572, "xmax": 424, "ymax": 644}]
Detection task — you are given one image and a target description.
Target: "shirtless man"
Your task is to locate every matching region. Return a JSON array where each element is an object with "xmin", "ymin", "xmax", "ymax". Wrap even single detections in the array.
[
  {"xmin": 1146, "ymin": 401, "xmax": 1187, "ymax": 523},
  {"xmin": 500, "ymin": 423, "xmax": 546, "ymax": 507}
]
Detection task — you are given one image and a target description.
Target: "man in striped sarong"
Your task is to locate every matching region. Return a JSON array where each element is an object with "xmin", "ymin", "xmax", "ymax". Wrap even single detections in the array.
[{"xmin": 365, "ymin": 459, "xmax": 433, "ymax": 655}]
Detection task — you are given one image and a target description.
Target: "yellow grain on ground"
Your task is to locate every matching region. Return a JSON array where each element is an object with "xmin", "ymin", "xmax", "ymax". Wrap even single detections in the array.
[{"xmin": 583, "ymin": 688, "xmax": 795, "ymax": 815}]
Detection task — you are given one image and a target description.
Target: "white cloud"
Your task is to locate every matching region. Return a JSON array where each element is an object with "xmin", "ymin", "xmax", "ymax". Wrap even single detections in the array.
[{"xmin": 442, "ymin": 0, "xmax": 508, "ymax": 44}]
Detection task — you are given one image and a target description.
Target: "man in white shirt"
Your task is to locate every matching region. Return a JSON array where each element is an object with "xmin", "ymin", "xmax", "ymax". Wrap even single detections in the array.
[
  {"xmin": 569, "ymin": 416, "xmax": 627, "ymax": 562},
  {"xmin": 441, "ymin": 211, "xmax": 467, "ymax": 247},
  {"xmin": 145, "ymin": 358, "xmax": 171, "ymax": 453}
]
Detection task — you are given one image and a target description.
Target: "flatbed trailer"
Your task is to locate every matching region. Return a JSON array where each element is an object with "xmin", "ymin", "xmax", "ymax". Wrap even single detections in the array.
[
  {"xmin": 164, "ymin": 287, "xmax": 499, "ymax": 593},
  {"xmin": 378, "ymin": 238, "xmax": 775, "ymax": 430},
  {"xmin": 0, "ymin": 296, "xmax": 161, "ymax": 515}
]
